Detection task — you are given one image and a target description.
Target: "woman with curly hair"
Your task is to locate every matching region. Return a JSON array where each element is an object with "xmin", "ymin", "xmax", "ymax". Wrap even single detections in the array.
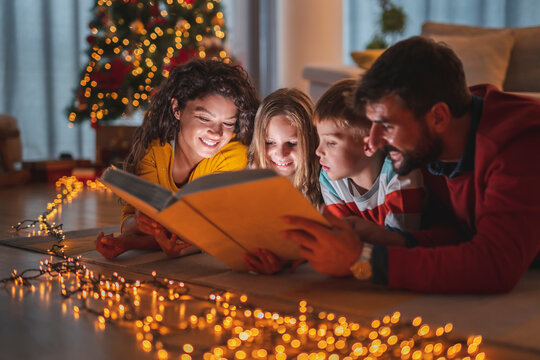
[{"xmin": 96, "ymin": 59, "xmax": 260, "ymax": 259}]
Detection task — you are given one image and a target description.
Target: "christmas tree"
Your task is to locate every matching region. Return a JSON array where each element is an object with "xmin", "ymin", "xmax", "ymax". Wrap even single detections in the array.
[{"xmin": 67, "ymin": 0, "xmax": 232, "ymax": 128}]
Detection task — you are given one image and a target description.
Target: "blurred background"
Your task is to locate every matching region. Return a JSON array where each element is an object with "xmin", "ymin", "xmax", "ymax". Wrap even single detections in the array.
[{"xmin": 0, "ymin": 0, "xmax": 539, "ymax": 166}]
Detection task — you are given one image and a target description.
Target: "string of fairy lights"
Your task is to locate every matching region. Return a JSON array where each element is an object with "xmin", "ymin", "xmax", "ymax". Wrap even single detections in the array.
[
  {"xmin": 3, "ymin": 176, "xmax": 487, "ymax": 359},
  {"xmin": 11, "ymin": 176, "xmax": 108, "ymax": 255}
]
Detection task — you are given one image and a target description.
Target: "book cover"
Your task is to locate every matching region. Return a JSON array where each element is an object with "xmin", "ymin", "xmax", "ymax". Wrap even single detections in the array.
[{"xmin": 100, "ymin": 167, "xmax": 327, "ymax": 271}]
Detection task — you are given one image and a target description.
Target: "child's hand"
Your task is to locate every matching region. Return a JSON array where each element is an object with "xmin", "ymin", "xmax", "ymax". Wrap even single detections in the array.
[
  {"xmin": 95, "ymin": 231, "xmax": 127, "ymax": 259},
  {"xmin": 154, "ymin": 231, "xmax": 192, "ymax": 258},
  {"xmin": 290, "ymin": 258, "xmax": 307, "ymax": 273},
  {"xmin": 343, "ymin": 215, "xmax": 406, "ymax": 247},
  {"xmin": 134, "ymin": 211, "xmax": 166, "ymax": 235},
  {"xmin": 243, "ymin": 248, "xmax": 286, "ymax": 274},
  {"xmin": 134, "ymin": 211, "xmax": 192, "ymax": 257}
]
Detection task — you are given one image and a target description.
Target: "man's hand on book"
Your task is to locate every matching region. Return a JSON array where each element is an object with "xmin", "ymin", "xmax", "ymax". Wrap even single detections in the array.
[{"xmin": 281, "ymin": 206, "xmax": 363, "ymax": 277}]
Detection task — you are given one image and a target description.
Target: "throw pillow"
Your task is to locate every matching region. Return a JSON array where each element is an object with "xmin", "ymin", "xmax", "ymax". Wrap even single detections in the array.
[
  {"xmin": 428, "ymin": 31, "xmax": 515, "ymax": 90},
  {"xmin": 504, "ymin": 26, "xmax": 540, "ymax": 92},
  {"xmin": 422, "ymin": 21, "xmax": 499, "ymax": 37}
]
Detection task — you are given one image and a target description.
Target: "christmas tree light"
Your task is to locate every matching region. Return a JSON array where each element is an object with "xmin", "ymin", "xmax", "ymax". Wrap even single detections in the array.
[{"xmin": 67, "ymin": 0, "xmax": 232, "ymax": 128}]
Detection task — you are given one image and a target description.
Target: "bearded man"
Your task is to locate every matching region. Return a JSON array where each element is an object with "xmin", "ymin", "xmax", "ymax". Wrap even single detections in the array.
[{"xmin": 283, "ymin": 36, "xmax": 540, "ymax": 293}]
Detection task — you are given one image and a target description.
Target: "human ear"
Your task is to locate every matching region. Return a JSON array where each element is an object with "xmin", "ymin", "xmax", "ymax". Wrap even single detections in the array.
[
  {"xmin": 170, "ymin": 98, "xmax": 181, "ymax": 120},
  {"xmin": 427, "ymin": 102, "xmax": 451, "ymax": 134}
]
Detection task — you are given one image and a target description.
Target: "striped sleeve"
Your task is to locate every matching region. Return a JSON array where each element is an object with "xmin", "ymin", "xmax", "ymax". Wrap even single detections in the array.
[
  {"xmin": 380, "ymin": 157, "xmax": 424, "ymax": 231},
  {"xmin": 319, "ymin": 170, "xmax": 355, "ymax": 218}
]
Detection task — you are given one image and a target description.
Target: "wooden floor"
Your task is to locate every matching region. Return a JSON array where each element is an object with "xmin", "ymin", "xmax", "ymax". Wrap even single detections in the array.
[
  {"xmin": 0, "ymin": 181, "xmax": 122, "ymax": 237},
  {"xmin": 0, "ymin": 181, "xmax": 150, "ymax": 359},
  {"xmin": 2, "ymin": 181, "xmax": 540, "ymax": 360}
]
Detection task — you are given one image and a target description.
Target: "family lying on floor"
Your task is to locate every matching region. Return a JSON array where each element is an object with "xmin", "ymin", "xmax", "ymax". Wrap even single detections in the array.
[{"xmin": 95, "ymin": 36, "xmax": 540, "ymax": 294}]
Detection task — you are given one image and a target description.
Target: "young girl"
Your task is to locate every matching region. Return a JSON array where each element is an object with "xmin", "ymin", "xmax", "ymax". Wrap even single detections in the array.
[
  {"xmin": 244, "ymin": 88, "xmax": 321, "ymax": 273},
  {"xmin": 96, "ymin": 59, "xmax": 259, "ymax": 259}
]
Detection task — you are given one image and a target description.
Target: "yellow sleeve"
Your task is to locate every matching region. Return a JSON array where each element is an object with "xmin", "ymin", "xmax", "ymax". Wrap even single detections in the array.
[
  {"xmin": 121, "ymin": 140, "xmax": 177, "ymax": 227},
  {"xmin": 121, "ymin": 139, "xmax": 247, "ymax": 226},
  {"xmin": 189, "ymin": 140, "xmax": 248, "ymax": 181}
]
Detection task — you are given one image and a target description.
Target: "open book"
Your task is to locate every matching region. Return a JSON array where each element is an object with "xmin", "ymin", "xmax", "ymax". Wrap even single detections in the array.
[{"xmin": 100, "ymin": 167, "xmax": 327, "ymax": 271}]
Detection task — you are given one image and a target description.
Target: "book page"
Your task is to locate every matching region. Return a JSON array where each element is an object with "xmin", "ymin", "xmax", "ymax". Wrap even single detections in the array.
[
  {"xmin": 176, "ymin": 168, "xmax": 277, "ymax": 198},
  {"xmin": 156, "ymin": 200, "xmax": 249, "ymax": 271},
  {"xmin": 181, "ymin": 176, "xmax": 327, "ymax": 263}
]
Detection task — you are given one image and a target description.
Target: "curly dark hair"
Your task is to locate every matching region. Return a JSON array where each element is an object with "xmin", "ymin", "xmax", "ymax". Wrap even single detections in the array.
[
  {"xmin": 355, "ymin": 36, "xmax": 472, "ymax": 119},
  {"xmin": 125, "ymin": 59, "xmax": 260, "ymax": 173}
]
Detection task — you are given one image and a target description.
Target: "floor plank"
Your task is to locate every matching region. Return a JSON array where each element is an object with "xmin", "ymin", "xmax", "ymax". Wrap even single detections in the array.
[{"xmin": 0, "ymin": 182, "xmax": 122, "ymax": 236}]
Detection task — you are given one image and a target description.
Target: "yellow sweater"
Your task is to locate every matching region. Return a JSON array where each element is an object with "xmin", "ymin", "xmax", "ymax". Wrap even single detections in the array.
[{"xmin": 121, "ymin": 138, "xmax": 248, "ymax": 226}]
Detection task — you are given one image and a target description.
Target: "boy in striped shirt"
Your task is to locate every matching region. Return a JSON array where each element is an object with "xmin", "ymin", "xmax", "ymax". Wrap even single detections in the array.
[{"xmin": 315, "ymin": 79, "xmax": 424, "ymax": 231}]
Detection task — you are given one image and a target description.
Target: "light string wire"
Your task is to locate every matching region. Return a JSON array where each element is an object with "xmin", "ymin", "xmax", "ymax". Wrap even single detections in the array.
[{"xmin": 10, "ymin": 176, "xmax": 94, "ymax": 255}]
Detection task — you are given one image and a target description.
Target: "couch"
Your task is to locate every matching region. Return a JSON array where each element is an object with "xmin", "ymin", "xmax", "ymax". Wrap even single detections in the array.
[
  {"xmin": 303, "ymin": 22, "xmax": 540, "ymax": 101},
  {"xmin": 421, "ymin": 22, "xmax": 540, "ymax": 99}
]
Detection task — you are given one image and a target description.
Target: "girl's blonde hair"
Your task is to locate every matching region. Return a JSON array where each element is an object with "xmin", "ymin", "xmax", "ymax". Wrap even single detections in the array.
[{"xmin": 248, "ymin": 88, "xmax": 322, "ymax": 206}]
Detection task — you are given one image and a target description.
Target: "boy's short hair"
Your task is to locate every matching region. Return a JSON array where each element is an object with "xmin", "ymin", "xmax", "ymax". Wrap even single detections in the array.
[{"xmin": 313, "ymin": 78, "xmax": 371, "ymax": 137}]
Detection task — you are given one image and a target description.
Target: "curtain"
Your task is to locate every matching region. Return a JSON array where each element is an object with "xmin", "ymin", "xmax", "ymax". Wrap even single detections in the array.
[
  {"xmin": 0, "ymin": 0, "xmax": 95, "ymax": 162},
  {"xmin": 0, "ymin": 0, "xmax": 265, "ymax": 162},
  {"xmin": 343, "ymin": 0, "xmax": 540, "ymax": 65},
  {"xmin": 222, "ymin": 0, "xmax": 277, "ymax": 97}
]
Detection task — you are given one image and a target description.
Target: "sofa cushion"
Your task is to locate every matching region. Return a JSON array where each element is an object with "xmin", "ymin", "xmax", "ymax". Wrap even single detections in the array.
[
  {"xmin": 422, "ymin": 22, "xmax": 540, "ymax": 92},
  {"xmin": 422, "ymin": 21, "xmax": 501, "ymax": 36},
  {"xmin": 428, "ymin": 31, "xmax": 514, "ymax": 90},
  {"xmin": 504, "ymin": 26, "xmax": 540, "ymax": 92}
]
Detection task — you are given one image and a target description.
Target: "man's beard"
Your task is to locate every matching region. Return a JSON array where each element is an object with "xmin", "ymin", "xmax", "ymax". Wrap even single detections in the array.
[{"xmin": 383, "ymin": 126, "xmax": 443, "ymax": 176}]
